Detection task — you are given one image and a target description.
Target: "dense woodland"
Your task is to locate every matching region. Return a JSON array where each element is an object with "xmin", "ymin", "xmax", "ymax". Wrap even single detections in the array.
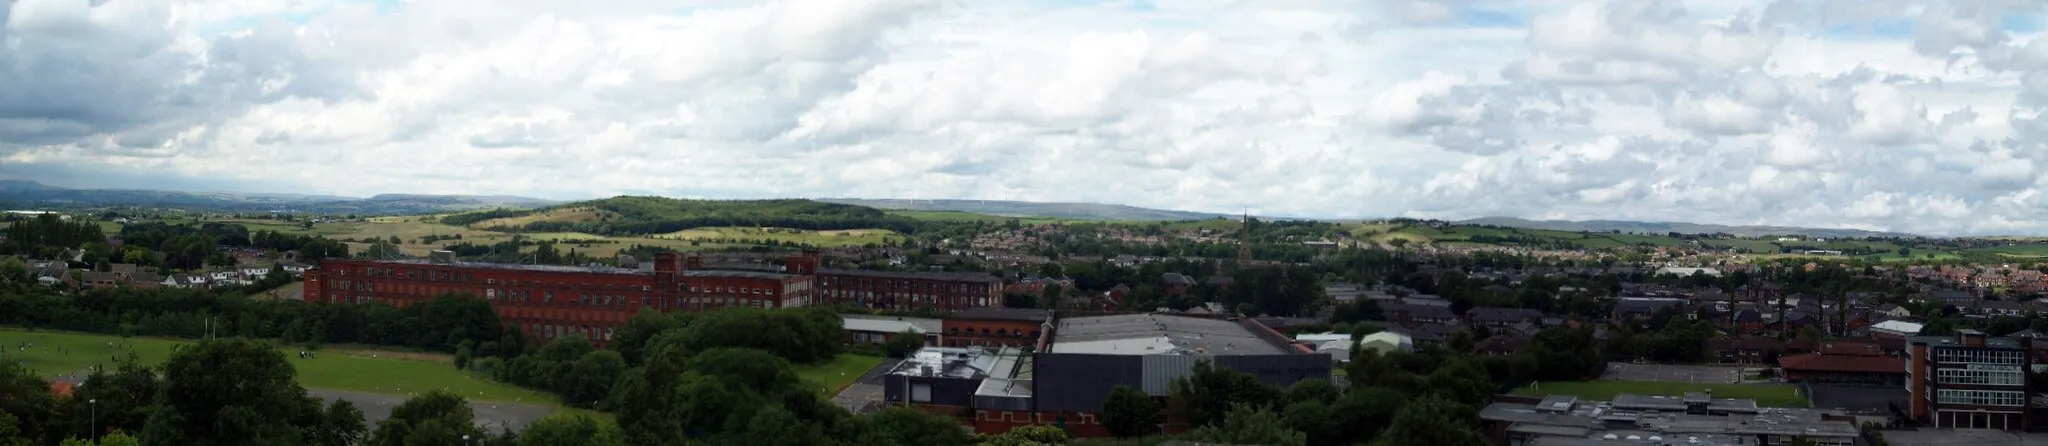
[{"xmin": 0, "ymin": 216, "xmax": 350, "ymax": 274}]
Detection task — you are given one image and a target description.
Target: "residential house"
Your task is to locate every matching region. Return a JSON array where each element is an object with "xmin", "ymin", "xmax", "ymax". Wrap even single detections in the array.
[
  {"xmin": 78, "ymin": 271, "xmax": 120, "ymax": 289},
  {"xmin": 1383, "ymin": 302, "xmax": 1457, "ymax": 326},
  {"xmin": 1162, "ymin": 273, "xmax": 1195, "ymax": 295},
  {"xmin": 1873, "ymin": 304, "xmax": 1911, "ymax": 319},
  {"xmin": 1473, "ymin": 333, "xmax": 1530, "ymax": 356},
  {"xmin": 1977, "ymin": 299, "xmax": 2032, "ymax": 317},
  {"xmin": 1464, "ymin": 307, "xmax": 1543, "ymax": 328},
  {"xmin": 1611, "ymin": 297, "xmax": 1686, "ymax": 328},
  {"xmin": 1204, "ymin": 275, "xmax": 1232, "ymax": 290}
]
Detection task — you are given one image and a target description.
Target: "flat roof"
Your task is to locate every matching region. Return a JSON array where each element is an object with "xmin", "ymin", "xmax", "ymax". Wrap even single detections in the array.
[
  {"xmin": 819, "ymin": 268, "xmax": 1001, "ymax": 283},
  {"xmin": 335, "ymin": 258, "xmax": 647, "ymax": 275},
  {"xmin": 1911, "ymin": 335, "xmax": 2024, "ymax": 349},
  {"xmin": 327, "ymin": 258, "xmax": 797, "ymax": 279},
  {"xmin": 842, "ymin": 315, "xmax": 942, "ymax": 334},
  {"xmin": 1051, "ymin": 314, "xmax": 1285, "ymax": 356},
  {"xmin": 890, "ymin": 347, "xmax": 998, "ymax": 379},
  {"xmin": 952, "ymin": 307, "xmax": 1052, "ymax": 322},
  {"xmin": 973, "ymin": 347, "xmax": 1034, "ymax": 399},
  {"xmin": 1879, "ymin": 429, "xmax": 2048, "ymax": 446}
]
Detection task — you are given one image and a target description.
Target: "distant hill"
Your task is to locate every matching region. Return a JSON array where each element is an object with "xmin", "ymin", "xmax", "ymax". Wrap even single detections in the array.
[
  {"xmin": 818, "ymin": 198, "xmax": 1229, "ymax": 221},
  {"xmin": 446, "ymin": 196, "xmax": 907, "ymax": 235},
  {"xmin": 1458, "ymin": 217, "xmax": 1920, "ymax": 239},
  {"xmin": 0, "ymin": 180, "xmax": 558, "ymax": 215}
]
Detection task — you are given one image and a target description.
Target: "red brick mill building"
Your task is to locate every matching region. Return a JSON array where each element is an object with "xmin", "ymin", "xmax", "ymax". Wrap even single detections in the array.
[{"xmin": 304, "ymin": 251, "xmax": 1003, "ymax": 346}]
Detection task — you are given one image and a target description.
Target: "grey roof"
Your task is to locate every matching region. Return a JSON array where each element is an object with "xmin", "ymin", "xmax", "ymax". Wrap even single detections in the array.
[
  {"xmin": 1466, "ymin": 307, "xmax": 1543, "ymax": 322},
  {"xmin": 1162, "ymin": 273, "xmax": 1195, "ymax": 286},
  {"xmin": 818, "ymin": 268, "xmax": 1001, "ymax": 283},
  {"xmin": 973, "ymin": 346, "xmax": 1034, "ymax": 399},
  {"xmin": 842, "ymin": 315, "xmax": 942, "ymax": 334},
  {"xmin": 1051, "ymin": 313, "xmax": 1284, "ymax": 356},
  {"xmin": 889, "ymin": 347, "xmax": 998, "ymax": 379},
  {"xmin": 334, "ymin": 258, "xmax": 648, "ymax": 275},
  {"xmin": 952, "ymin": 307, "xmax": 1052, "ymax": 322}
]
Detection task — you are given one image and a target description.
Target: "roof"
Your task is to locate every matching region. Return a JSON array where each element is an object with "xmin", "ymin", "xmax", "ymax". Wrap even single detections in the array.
[
  {"xmin": 973, "ymin": 346, "xmax": 1034, "ymax": 399},
  {"xmin": 1870, "ymin": 320, "xmax": 1923, "ymax": 334},
  {"xmin": 1466, "ymin": 307, "xmax": 1543, "ymax": 322},
  {"xmin": 329, "ymin": 258, "xmax": 650, "ymax": 275},
  {"xmin": 889, "ymin": 347, "xmax": 999, "ymax": 379},
  {"xmin": 1161, "ymin": 273, "xmax": 1195, "ymax": 286},
  {"xmin": 842, "ymin": 315, "xmax": 942, "ymax": 334},
  {"xmin": 818, "ymin": 268, "xmax": 1000, "ymax": 283},
  {"xmin": 951, "ymin": 307, "xmax": 1051, "ymax": 322},
  {"xmin": 1050, "ymin": 313, "xmax": 1285, "ymax": 356},
  {"xmin": 1777, "ymin": 352, "xmax": 1904, "ymax": 374}
]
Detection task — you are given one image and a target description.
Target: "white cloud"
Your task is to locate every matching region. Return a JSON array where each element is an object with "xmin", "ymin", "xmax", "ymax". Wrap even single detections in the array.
[{"xmin": 8, "ymin": 0, "xmax": 2048, "ymax": 235}]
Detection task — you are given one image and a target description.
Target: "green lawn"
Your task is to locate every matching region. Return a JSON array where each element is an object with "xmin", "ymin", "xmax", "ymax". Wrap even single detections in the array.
[
  {"xmin": 0, "ymin": 329, "xmax": 558, "ymax": 404},
  {"xmin": 795, "ymin": 353, "xmax": 886, "ymax": 396},
  {"xmin": 1511, "ymin": 380, "xmax": 1806, "ymax": 408}
]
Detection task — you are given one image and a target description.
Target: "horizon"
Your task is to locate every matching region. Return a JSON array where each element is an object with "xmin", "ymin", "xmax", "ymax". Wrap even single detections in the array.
[{"xmin": 5, "ymin": 1, "xmax": 2047, "ymax": 236}]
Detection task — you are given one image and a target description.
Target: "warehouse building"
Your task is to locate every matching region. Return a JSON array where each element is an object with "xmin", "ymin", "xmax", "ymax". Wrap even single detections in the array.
[{"xmin": 884, "ymin": 313, "xmax": 1330, "ymax": 437}]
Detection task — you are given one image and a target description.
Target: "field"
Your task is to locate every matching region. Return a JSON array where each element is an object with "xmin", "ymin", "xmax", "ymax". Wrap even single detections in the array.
[
  {"xmin": 1511, "ymin": 380, "xmax": 1806, "ymax": 408},
  {"xmin": 0, "ymin": 329, "xmax": 560, "ymax": 404},
  {"xmin": 1967, "ymin": 245, "xmax": 2048, "ymax": 258},
  {"xmin": 794, "ymin": 353, "xmax": 887, "ymax": 397},
  {"xmin": 655, "ymin": 227, "xmax": 900, "ymax": 246},
  {"xmin": 311, "ymin": 220, "xmax": 887, "ymax": 258},
  {"xmin": 468, "ymin": 207, "xmax": 611, "ymax": 229}
]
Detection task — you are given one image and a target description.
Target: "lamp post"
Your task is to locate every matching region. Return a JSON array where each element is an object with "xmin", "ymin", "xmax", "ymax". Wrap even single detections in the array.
[
  {"xmin": 88, "ymin": 398, "xmax": 97, "ymax": 443},
  {"xmin": 462, "ymin": 434, "xmax": 471, "ymax": 446}
]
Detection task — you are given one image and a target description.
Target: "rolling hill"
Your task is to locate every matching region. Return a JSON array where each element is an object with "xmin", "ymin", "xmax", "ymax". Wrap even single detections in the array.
[
  {"xmin": 444, "ymin": 196, "xmax": 911, "ymax": 235},
  {"xmin": 1458, "ymin": 217, "xmax": 1919, "ymax": 239},
  {"xmin": 0, "ymin": 181, "xmax": 558, "ymax": 215},
  {"xmin": 817, "ymin": 198, "xmax": 1229, "ymax": 221}
]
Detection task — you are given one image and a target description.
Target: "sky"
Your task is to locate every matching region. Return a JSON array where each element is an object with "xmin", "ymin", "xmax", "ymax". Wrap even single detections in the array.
[{"xmin": 4, "ymin": 0, "xmax": 2048, "ymax": 236}]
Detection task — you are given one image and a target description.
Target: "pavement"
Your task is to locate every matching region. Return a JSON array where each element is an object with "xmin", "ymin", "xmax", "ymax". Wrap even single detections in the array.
[
  {"xmin": 309, "ymin": 388, "xmax": 557, "ymax": 433},
  {"xmin": 830, "ymin": 357, "xmax": 902, "ymax": 414}
]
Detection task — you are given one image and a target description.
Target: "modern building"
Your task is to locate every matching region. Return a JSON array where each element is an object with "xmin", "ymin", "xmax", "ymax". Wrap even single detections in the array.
[
  {"xmin": 1907, "ymin": 330, "xmax": 2036, "ymax": 430},
  {"xmin": 1481, "ymin": 394, "xmax": 1861, "ymax": 446},
  {"xmin": 305, "ymin": 250, "xmax": 1003, "ymax": 346},
  {"xmin": 886, "ymin": 313, "xmax": 1331, "ymax": 438}
]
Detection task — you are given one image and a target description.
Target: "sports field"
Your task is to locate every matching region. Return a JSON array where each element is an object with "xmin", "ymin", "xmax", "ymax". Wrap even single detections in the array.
[
  {"xmin": 1511, "ymin": 380, "xmax": 1806, "ymax": 408},
  {"xmin": 795, "ymin": 353, "xmax": 887, "ymax": 397},
  {"xmin": 0, "ymin": 329, "xmax": 558, "ymax": 404}
]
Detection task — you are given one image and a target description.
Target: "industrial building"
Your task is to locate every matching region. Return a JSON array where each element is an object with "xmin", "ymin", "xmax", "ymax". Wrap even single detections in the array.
[
  {"xmin": 883, "ymin": 313, "xmax": 1330, "ymax": 437},
  {"xmin": 305, "ymin": 251, "xmax": 1002, "ymax": 346}
]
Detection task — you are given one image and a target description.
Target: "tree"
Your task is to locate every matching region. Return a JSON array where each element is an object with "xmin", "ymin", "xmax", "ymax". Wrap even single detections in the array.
[
  {"xmin": 1168, "ymin": 360, "xmax": 1279, "ymax": 428},
  {"xmin": 1182, "ymin": 404, "xmax": 1306, "ymax": 446},
  {"xmin": 1038, "ymin": 284, "xmax": 1063, "ymax": 310},
  {"xmin": 1375, "ymin": 396, "xmax": 1487, "ymax": 446},
  {"xmin": 368, "ymin": 391, "xmax": 484, "ymax": 446},
  {"xmin": 1100, "ymin": 385, "xmax": 1160, "ymax": 438},
  {"xmin": 99, "ymin": 431, "xmax": 141, "ymax": 446},
  {"xmin": 883, "ymin": 331, "xmax": 926, "ymax": 358},
  {"xmin": 141, "ymin": 339, "xmax": 332, "ymax": 446},
  {"xmin": 311, "ymin": 400, "xmax": 367, "ymax": 446},
  {"xmin": 518, "ymin": 414, "xmax": 625, "ymax": 446},
  {"xmin": 0, "ymin": 361, "xmax": 58, "ymax": 444},
  {"xmin": 977, "ymin": 425, "xmax": 1067, "ymax": 446}
]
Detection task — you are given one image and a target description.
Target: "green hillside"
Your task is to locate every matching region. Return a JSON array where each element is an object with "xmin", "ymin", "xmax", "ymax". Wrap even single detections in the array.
[{"xmin": 442, "ymin": 196, "xmax": 908, "ymax": 235}]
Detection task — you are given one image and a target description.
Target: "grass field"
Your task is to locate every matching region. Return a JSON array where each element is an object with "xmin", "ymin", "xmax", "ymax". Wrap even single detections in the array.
[
  {"xmin": 795, "ymin": 353, "xmax": 886, "ymax": 397},
  {"xmin": 468, "ymin": 207, "xmax": 610, "ymax": 229},
  {"xmin": 0, "ymin": 329, "xmax": 559, "ymax": 404},
  {"xmin": 655, "ymin": 227, "xmax": 900, "ymax": 247},
  {"xmin": 1511, "ymin": 380, "xmax": 1806, "ymax": 408}
]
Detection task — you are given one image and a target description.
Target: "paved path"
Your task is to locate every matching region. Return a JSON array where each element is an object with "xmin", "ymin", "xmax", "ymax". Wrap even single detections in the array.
[
  {"xmin": 831, "ymin": 358, "xmax": 901, "ymax": 414},
  {"xmin": 309, "ymin": 388, "xmax": 557, "ymax": 433}
]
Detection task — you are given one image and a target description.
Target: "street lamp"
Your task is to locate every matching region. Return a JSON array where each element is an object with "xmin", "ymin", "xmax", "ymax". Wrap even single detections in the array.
[
  {"xmin": 462, "ymin": 434, "xmax": 471, "ymax": 446},
  {"xmin": 88, "ymin": 399, "xmax": 97, "ymax": 443}
]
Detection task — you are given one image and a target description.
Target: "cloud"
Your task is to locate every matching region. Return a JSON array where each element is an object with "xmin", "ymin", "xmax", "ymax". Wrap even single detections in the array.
[{"xmin": 7, "ymin": 0, "xmax": 2048, "ymax": 235}]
